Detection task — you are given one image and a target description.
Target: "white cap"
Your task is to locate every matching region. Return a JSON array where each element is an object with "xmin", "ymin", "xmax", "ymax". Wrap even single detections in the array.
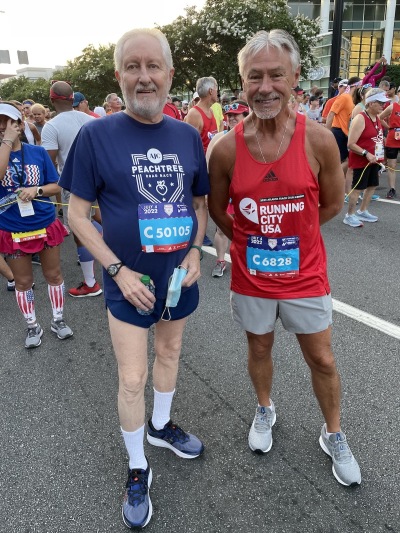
[
  {"xmin": 0, "ymin": 103, "xmax": 22, "ymax": 121},
  {"xmin": 365, "ymin": 92, "xmax": 390, "ymax": 104},
  {"xmin": 193, "ymin": 92, "xmax": 199, "ymax": 100}
]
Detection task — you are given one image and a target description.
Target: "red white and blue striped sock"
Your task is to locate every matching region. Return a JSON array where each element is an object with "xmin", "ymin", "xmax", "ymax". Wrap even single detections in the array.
[
  {"xmin": 15, "ymin": 288, "xmax": 36, "ymax": 325},
  {"xmin": 48, "ymin": 282, "xmax": 65, "ymax": 321}
]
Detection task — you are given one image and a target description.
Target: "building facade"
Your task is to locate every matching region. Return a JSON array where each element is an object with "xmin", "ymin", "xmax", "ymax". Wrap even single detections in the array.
[{"xmin": 289, "ymin": 0, "xmax": 400, "ymax": 77}]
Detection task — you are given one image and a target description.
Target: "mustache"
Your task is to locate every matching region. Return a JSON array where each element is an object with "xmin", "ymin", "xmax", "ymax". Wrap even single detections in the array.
[
  {"xmin": 135, "ymin": 84, "xmax": 157, "ymax": 92},
  {"xmin": 253, "ymin": 92, "xmax": 281, "ymax": 101}
]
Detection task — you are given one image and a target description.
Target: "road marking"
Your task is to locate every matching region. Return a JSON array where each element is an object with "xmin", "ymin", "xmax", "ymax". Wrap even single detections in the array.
[{"xmin": 203, "ymin": 246, "xmax": 400, "ymax": 340}]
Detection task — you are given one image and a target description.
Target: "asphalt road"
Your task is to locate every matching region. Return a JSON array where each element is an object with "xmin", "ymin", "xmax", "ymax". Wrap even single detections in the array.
[{"xmin": 1, "ymin": 170, "xmax": 400, "ymax": 533}]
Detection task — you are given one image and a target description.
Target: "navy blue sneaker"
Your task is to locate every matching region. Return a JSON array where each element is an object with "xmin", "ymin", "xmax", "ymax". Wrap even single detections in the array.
[
  {"xmin": 147, "ymin": 419, "xmax": 204, "ymax": 459},
  {"xmin": 202, "ymin": 234, "xmax": 213, "ymax": 247},
  {"xmin": 122, "ymin": 463, "xmax": 152, "ymax": 529}
]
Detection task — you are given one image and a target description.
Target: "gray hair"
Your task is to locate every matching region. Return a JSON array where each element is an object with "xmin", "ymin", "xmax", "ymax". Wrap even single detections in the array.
[
  {"xmin": 114, "ymin": 28, "xmax": 173, "ymax": 73},
  {"xmin": 196, "ymin": 76, "xmax": 218, "ymax": 98},
  {"xmin": 105, "ymin": 93, "xmax": 118, "ymax": 103},
  {"xmin": 365, "ymin": 87, "xmax": 386, "ymax": 107},
  {"xmin": 378, "ymin": 80, "xmax": 390, "ymax": 91},
  {"xmin": 238, "ymin": 29, "xmax": 300, "ymax": 77}
]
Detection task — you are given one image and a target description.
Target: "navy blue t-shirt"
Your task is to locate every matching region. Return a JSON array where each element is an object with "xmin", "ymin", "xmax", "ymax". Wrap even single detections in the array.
[
  {"xmin": 0, "ymin": 143, "xmax": 59, "ymax": 232},
  {"xmin": 60, "ymin": 112, "xmax": 210, "ymax": 300}
]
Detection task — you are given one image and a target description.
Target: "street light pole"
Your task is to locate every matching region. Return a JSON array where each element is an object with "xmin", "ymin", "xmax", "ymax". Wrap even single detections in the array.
[{"xmin": 330, "ymin": 0, "xmax": 344, "ymax": 81}]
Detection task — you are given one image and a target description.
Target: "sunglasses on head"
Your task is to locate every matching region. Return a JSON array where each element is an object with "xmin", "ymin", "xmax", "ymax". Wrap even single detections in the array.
[
  {"xmin": 362, "ymin": 83, "xmax": 372, "ymax": 90},
  {"xmin": 224, "ymin": 103, "xmax": 240, "ymax": 112}
]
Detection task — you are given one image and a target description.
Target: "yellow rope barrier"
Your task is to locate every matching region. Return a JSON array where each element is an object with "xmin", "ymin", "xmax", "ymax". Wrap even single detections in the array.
[{"xmin": 344, "ymin": 163, "xmax": 400, "ymax": 201}]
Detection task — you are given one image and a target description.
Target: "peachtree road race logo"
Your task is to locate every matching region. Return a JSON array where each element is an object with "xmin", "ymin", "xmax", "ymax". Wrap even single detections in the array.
[{"xmin": 131, "ymin": 149, "xmax": 185, "ymax": 203}]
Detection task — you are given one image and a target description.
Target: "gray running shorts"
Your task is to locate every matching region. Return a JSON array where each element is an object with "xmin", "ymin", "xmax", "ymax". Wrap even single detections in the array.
[{"xmin": 230, "ymin": 291, "xmax": 332, "ymax": 335}]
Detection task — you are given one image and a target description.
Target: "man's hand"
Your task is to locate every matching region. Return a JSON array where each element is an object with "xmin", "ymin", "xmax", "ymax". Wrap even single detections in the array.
[
  {"xmin": 114, "ymin": 267, "xmax": 156, "ymax": 311},
  {"xmin": 180, "ymin": 247, "xmax": 202, "ymax": 287}
]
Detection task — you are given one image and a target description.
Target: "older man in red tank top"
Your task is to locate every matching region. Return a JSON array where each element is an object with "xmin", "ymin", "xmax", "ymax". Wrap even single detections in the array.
[{"xmin": 208, "ymin": 29, "xmax": 361, "ymax": 487}]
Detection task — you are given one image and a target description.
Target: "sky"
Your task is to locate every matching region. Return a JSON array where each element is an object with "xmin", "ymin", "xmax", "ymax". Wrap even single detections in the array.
[{"xmin": 0, "ymin": 0, "xmax": 206, "ymax": 74}]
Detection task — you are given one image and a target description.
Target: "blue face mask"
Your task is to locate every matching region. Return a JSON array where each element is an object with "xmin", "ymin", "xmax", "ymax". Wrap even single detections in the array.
[{"xmin": 161, "ymin": 266, "xmax": 188, "ymax": 321}]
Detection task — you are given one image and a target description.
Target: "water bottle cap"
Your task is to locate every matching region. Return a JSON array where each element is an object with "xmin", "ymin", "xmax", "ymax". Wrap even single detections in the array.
[{"xmin": 140, "ymin": 275, "xmax": 151, "ymax": 284}]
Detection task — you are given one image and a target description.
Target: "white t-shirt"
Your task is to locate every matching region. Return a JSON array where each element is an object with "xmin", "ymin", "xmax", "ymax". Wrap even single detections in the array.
[{"xmin": 41, "ymin": 110, "xmax": 94, "ymax": 174}]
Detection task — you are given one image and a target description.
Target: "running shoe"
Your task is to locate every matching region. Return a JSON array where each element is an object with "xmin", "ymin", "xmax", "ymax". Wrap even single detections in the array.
[
  {"xmin": 147, "ymin": 419, "xmax": 204, "ymax": 458},
  {"xmin": 386, "ymin": 188, "xmax": 396, "ymax": 199},
  {"xmin": 7, "ymin": 280, "xmax": 15, "ymax": 291},
  {"xmin": 31, "ymin": 254, "xmax": 41, "ymax": 265},
  {"xmin": 319, "ymin": 424, "xmax": 361, "ymax": 486},
  {"xmin": 202, "ymin": 235, "xmax": 213, "ymax": 247},
  {"xmin": 359, "ymin": 193, "xmax": 380, "ymax": 201},
  {"xmin": 343, "ymin": 214, "xmax": 363, "ymax": 228},
  {"xmin": 25, "ymin": 324, "xmax": 43, "ymax": 349},
  {"xmin": 51, "ymin": 319, "xmax": 73, "ymax": 340},
  {"xmin": 356, "ymin": 210, "xmax": 378, "ymax": 223},
  {"xmin": 248, "ymin": 402, "xmax": 276, "ymax": 453},
  {"xmin": 212, "ymin": 260, "xmax": 226, "ymax": 278},
  {"xmin": 122, "ymin": 463, "xmax": 153, "ymax": 529},
  {"xmin": 68, "ymin": 281, "xmax": 102, "ymax": 297}
]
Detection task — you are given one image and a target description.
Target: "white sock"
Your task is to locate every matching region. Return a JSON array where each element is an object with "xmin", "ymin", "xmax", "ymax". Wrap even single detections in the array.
[
  {"xmin": 151, "ymin": 388, "xmax": 175, "ymax": 430},
  {"xmin": 324, "ymin": 424, "xmax": 340, "ymax": 437},
  {"xmin": 121, "ymin": 425, "xmax": 147, "ymax": 470},
  {"xmin": 80, "ymin": 261, "xmax": 96, "ymax": 287}
]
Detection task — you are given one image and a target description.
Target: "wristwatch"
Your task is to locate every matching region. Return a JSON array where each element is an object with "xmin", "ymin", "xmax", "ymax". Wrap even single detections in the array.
[
  {"xmin": 36, "ymin": 186, "xmax": 44, "ymax": 197},
  {"xmin": 106, "ymin": 262, "xmax": 124, "ymax": 277}
]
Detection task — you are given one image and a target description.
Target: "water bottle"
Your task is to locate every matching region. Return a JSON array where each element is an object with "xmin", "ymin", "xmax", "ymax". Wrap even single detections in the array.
[
  {"xmin": 0, "ymin": 192, "xmax": 18, "ymax": 214},
  {"xmin": 136, "ymin": 275, "xmax": 155, "ymax": 315}
]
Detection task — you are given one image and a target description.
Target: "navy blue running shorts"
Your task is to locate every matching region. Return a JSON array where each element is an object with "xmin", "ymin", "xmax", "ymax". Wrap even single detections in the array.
[
  {"xmin": 106, "ymin": 284, "xmax": 199, "ymax": 329},
  {"xmin": 331, "ymin": 127, "xmax": 349, "ymax": 162}
]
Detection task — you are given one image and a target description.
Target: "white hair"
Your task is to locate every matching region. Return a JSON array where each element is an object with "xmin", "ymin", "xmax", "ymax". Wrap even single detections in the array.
[
  {"xmin": 238, "ymin": 29, "xmax": 300, "ymax": 77},
  {"xmin": 114, "ymin": 28, "xmax": 173, "ymax": 73}
]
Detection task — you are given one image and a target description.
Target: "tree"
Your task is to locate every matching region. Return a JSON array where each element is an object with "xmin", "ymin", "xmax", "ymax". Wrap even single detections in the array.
[
  {"xmin": 51, "ymin": 44, "xmax": 119, "ymax": 107},
  {"xmin": 0, "ymin": 76, "xmax": 50, "ymax": 105},
  {"xmin": 0, "ymin": 44, "xmax": 119, "ymax": 109},
  {"xmin": 160, "ymin": 0, "xmax": 320, "ymax": 92}
]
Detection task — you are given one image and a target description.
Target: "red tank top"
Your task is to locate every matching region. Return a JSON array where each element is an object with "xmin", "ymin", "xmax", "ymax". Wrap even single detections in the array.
[
  {"xmin": 349, "ymin": 112, "xmax": 384, "ymax": 168},
  {"xmin": 194, "ymin": 106, "xmax": 218, "ymax": 153},
  {"xmin": 229, "ymin": 113, "xmax": 330, "ymax": 299},
  {"xmin": 386, "ymin": 102, "xmax": 400, "ymax": 148}
]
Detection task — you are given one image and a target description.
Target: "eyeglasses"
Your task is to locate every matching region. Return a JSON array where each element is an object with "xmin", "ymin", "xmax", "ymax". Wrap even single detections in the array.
[{"xmin": 224, "ymin": 103, "xmax": 240, "ymax": 112}]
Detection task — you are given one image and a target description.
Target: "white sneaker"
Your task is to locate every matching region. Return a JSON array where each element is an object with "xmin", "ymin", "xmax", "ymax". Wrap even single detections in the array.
[
  {"xmin": 248, "ymin": 401, "xmax": 276, "ymax": 453},
  {"xmin": 343, "ymin": 214, "xmax": 363, "ymax": 228},
  {"xmin": 356, "ymin": 210, "xmax": 378, "ymax": 222}
]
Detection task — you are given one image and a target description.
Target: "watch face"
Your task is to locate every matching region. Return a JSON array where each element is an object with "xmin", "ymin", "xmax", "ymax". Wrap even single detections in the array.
[{"xmin": 108, "ymin": 265, "xmax": 118, "ymax": 276}]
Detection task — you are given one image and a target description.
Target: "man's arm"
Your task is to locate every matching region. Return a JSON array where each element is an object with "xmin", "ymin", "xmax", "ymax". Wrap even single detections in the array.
[
  {"xmin": 306, "ymin": 122, "xmax": 344, "ymax": 225},
  {"xmin": 46, "ymin": 149, "xmax": 58, "ymax": 170},
  {"xmin": 325, "ymin": 110, "xmax": 335, "ymax": 130},
  {"xmin": 184, "ymin": 108, "xmax": 203, "ymax": 134},
  {"xmin": 68, "ymin": 194, "xmax": 155, "ymax": 311},
  {"xmin": 208, "ymin": 133, "xmax": 235, "ymax": 240},
  {"xmin": 180, "ymin": 195, "xmax": 208, "ymax": 287}
]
